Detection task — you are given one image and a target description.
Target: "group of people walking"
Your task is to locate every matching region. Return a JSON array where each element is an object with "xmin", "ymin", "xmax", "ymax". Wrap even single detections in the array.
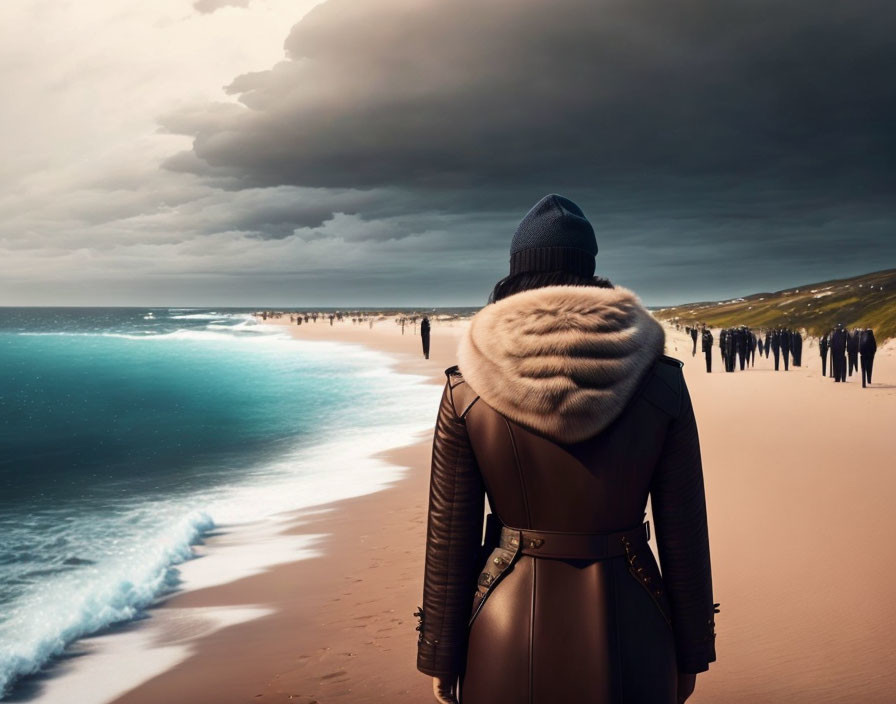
[
  {"xmin": 256, "ymin": 309, "xmax": 433, "ymax": 359},
  {"xmin": 819, "ymin": 325, "xmax": 877, "ymax": 387},
  {"xmin": 688, "ymin": 325, "xmax": 799, "ymax": 373},
  {"xmin": 685, "ymin": 323, "xmax": 877, "ymax": 386},
  {"xmin": 759, "ymin": 328, "xmax": 804, "ymax": 371}
]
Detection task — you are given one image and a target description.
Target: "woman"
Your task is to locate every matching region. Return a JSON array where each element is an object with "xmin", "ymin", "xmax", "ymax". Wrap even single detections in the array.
[{"xmin": 415, "ymin": 195, "xmax": 717, "ymax": 703}]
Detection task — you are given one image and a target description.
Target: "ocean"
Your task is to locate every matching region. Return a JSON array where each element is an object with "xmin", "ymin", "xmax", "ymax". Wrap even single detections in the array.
[{"xmin": 0, "ymin": 308, "xmax": 439, "ymax": 700}]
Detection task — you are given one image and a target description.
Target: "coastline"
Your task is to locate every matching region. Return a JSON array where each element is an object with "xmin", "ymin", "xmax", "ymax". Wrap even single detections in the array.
[
  {"xmin": 38, "ymin": 312, "xmax": 896, "ymax": 704},
  {"xmin": 104, "ymin": 315, "xmax": 468, "ymax": 704}
]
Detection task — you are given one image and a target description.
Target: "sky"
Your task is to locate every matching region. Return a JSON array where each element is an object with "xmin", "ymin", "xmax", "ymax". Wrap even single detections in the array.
[{"xmin": 1, "ymin": 0, "xmax": 893, "ymax": 307}]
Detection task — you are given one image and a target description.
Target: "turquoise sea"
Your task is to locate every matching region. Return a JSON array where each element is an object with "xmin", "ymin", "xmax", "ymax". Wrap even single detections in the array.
[{"xmin": 0, "ymin": 308, "xmax": 438, "ymax": 699}]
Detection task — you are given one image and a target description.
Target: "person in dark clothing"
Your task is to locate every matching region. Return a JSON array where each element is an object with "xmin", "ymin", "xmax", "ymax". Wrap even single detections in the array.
[
  {"xmin": 860, "ymin": 328, "xmax": 877, "ymax": 387},
  {"xmin": 757, "ymin": 335, "xmax": 764, "ymax": 358},
  {"xmin": 702, "ymin": 327, "xmax": 714, "ymax": 373},
  {"xmin": 780, "ymin": 329, "xmax": 791, "ymax": 371},
  {"xmin": 735, "ymin": 328, "xmax": 747, "ymax": 371},
  {"xmin": 420, "ymin": 316, "xmax": 431, "ymax": 360},
  {"xmin": 691, "ymin": 326, "xmax": 698, "ymax": 356},
  {"xmin": 724, "ymin": 328, "xmax": 737, "ymax": 372},
  {"xmin": 730, "ymin": 330, "xmax": 735, "ymax": 370},
  {"xmin": 791, "ymin": 330, "xmax": 803, "ymax": 367},
  {"xmin": 749, "ymin": 331, "xmax": 756, "ymax": 367},
  {"xmin": 847, "ymin": 329, "xmax": 860, "ymax": 377},
  {"xmin": 764, "ymin": 330, "xmax": 771, "ymax": 358},
  {"xmin": 830, "ymin": 325, "xmax": 848, "ymax": 382},
  {"xmin": 771, "ymin": 329, "xmax": 781, "ymax": 370},
  {"xmin": 819, "ymin": 333, "xmax": 829, "ymax": 376},
  {"xmin": 418, "ymin": 194, "xmax": 716, "ymax": 704}
]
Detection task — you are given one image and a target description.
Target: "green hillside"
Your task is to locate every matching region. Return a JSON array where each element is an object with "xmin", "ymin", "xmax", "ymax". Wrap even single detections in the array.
[{"xmin": 654, "ymin": 269, "xmax": 896, "ymax": 341}]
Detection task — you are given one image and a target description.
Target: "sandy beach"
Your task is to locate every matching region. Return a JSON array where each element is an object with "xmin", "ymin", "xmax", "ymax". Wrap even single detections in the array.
[{"xmin": 109, "ymin": 312, "xmax": 896, "ymax": 704}]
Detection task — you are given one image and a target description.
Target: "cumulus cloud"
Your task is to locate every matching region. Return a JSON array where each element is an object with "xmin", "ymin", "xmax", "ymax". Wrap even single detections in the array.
[{"xmin": 193, "ymin": 0, "xmax": 252, "ymax": 14}]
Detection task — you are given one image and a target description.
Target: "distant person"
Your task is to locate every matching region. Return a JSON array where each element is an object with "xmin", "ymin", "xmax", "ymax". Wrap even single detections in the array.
[
  {"xmin": 420, "ymin": 316, "xmax": 431, "ymax": 360},
  {"xmin": 830, "ymin": 324, "xmax": 848, "ymax": 382},
  {"xmin": 702, "ymin": 326, "xmax": 714, "ymax": 372},
  {"xmin": 691, "ymin": 326, "xmax": 698, "ymax": 356},
  {"xmin": 859, "ymin": 328, "xmax": 877, "ymax": 388},
  {"xmin": 791, "ymin": 330, "xmax": 803, "ymax": 367},
  {"xmin": 735, "ymin": 327, "xmax": 747, "ymax": 370},
  {"xmin": 723, "ymin": 328, "xmax": 736, "ymax": 372},
  {"xmin": 764, "ymin": 329, "xmax": 772, "ymax": 358},
  {"xmin": 847, "ymin": 328, "xmax": 860, "ymax": 377},
  {"xmin": 771, "ymin": 329, "xmax": 781, "ymax": 371},
  {"xmin": 819, "ymin": 333, "xmax": 828, "ymax": 376},
  {"xmin": 728, "ymin": 328, "xmax": 737, "ymax": 372},
  {"xmin": 780, "ymin": 329, "xmax": 791, "ymax": 371}
]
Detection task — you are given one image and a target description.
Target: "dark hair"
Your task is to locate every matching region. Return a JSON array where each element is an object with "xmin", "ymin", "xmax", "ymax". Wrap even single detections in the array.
[{"xmin": 488, "ymin": 270, "xmax": 613, "ymax": 304}]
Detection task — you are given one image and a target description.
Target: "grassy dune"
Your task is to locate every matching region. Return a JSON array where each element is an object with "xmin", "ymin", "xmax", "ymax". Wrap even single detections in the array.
[{"xmin": 654, "ymin": 269, "xmax": 896, "ymax": 340}]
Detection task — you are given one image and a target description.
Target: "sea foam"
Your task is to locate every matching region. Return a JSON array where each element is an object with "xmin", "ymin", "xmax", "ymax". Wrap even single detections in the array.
[{"xmin": 0, "ymin": 510, "xmax": 214, "ymax": 696}]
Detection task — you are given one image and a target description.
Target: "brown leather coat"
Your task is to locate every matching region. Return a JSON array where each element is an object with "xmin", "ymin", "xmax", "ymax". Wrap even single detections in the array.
[{"xmin": 415, "ymin": 285, "xmax": 716, "ymax": 703}]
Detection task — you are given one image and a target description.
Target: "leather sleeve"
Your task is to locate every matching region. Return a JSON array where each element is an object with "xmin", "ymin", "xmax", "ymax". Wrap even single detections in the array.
[
  {"xmin": 416, "ymin": 378, "xmax": 486, "ymax": 677},
  {"xmin": 650, "ymin": 373, "xmax": 718, "ymax": 674}
]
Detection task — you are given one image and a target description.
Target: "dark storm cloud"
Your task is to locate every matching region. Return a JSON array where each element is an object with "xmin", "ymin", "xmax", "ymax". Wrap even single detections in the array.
[
  {"xmin": 141, "ymin": 0, "xmax": 896, "ymax": 306},
  {"xmin": 165, "ymin": 0, "xmax": 894, "ymax": 200},
  {"xmin": 193, "ymin": 0, "xmax": 251, "ymax": 14}
]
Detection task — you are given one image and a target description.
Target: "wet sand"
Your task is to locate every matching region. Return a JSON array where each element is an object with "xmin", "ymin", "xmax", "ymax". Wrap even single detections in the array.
[{"xmin": 111, "ymin": 314, "xmax": 896, "ymax": 704}]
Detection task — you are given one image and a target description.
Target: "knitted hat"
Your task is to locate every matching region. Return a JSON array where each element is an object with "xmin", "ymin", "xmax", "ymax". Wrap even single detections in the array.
[{"xmin": 509, "ymin": 194, "xmax": 598, "ymax": 277}]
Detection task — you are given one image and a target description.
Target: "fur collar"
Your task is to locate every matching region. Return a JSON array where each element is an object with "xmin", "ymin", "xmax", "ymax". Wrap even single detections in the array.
[{"xmin": 457, "ymin": 285, "xmax": 665, "ymax": 443}]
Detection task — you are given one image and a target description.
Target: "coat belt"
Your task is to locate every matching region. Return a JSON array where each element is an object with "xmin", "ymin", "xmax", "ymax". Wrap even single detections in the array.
[
  {"xmin": 499, "ymin": 521, "xmax": 650, "ymax": 560},
  {"xmin": 469, "ymin": 519, "xmax": 651, "ymax": 627}
]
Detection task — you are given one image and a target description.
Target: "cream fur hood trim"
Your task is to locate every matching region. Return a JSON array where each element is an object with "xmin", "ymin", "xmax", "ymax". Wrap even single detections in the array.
[{"xmin": 457, "ymin": 285, "xmax": 665, "ymax": 443}]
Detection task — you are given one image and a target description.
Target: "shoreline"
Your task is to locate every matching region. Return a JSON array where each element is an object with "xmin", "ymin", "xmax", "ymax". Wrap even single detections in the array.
[
  {"xmin": 18, "ymin": 311, "xmax": 896, "ymax": 703},
  {"xmin": 103, "ymin": 315, "xmax": 467, "ymax": 704}
]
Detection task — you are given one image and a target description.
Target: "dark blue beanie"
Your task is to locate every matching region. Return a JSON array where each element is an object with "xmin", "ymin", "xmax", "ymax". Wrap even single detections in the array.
[{"xmin": 509, "ymin": 194, "xmax": 597, "ymax": 277}]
